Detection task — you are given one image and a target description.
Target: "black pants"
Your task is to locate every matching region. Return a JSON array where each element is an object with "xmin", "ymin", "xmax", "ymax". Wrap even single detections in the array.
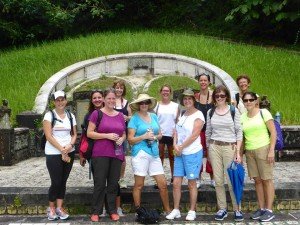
[
  {"xmin": 46, "ymin": 152, "xmax": 75, "ymax": 202},
  {"xmin": 91, "ymin": 157, "xmax": 122, "ymax": 215}
]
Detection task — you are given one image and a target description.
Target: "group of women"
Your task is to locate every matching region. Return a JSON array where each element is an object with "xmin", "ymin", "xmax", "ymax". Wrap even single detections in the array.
[{"xmin": 43, "ymin": 74, "xmax": 276, "ymax": 222}]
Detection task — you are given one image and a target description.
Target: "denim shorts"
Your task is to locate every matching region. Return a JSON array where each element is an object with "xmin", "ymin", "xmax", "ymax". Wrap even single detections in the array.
[{"xmin": 174, "ymin": 150, "xmax": 203, "ymax": 179}]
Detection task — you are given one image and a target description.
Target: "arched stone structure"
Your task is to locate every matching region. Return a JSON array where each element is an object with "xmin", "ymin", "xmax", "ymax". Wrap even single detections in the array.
[{"xmin": 33, "ymin": 52, "xmax": 238, "ymax": 114}]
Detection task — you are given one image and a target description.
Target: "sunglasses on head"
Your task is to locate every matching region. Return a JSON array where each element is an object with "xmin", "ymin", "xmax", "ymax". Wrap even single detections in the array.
[
  {"xmin": 243, "ymin": 98, "xmax": 255, "ymax": 103},
  {"xmin": 139, "ymin": 100, "xmax": 151, "ymax": 105},
  {"xmin": 215, "ymin": 94, "xmax": 226, "ymax": 99}
]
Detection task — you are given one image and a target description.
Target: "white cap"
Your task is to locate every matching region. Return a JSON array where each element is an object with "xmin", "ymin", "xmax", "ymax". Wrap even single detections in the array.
[{"xmin": 53, "ymin": 90, "xmax": 66, "ymax": 100}]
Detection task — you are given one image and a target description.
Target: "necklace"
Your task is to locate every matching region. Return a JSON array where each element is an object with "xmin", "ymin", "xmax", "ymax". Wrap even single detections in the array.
[{"xmin": 178, "ymin": 114, "xmax": 188, "ymax": 127}]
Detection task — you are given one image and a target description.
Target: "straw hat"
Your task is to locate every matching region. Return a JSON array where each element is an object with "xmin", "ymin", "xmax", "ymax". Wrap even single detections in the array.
[
  {"xmin": 179, "ymin": 89, "xmax": 196, "ymax": 105},
  {"xmin": 130, "ymin": 93, "xmax": 157, "ymax": 111}
]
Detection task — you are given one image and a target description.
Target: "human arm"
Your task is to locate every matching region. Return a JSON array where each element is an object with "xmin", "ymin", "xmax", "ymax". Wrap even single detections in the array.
[
  {"xmin": 266, "ymin": 119, "xmax": 276, "ymax": 164},
  {"xmin": 87, "ymin": 121, "xmax": 119, "ymax": 141}
]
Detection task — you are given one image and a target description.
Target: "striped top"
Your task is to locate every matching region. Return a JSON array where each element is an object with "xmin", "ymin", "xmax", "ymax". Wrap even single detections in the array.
[{"xmin": 205, "ymin": 106, "xmax": 243, "ymax": 144}]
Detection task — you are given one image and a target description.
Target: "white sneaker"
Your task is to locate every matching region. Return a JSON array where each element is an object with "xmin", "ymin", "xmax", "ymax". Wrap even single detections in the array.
[
  {"xmin": 210, "ymin": 180, "xmax": 216, "ymax": 188},
  {"xmin": 47, "ymin": 207, "xmax": 58, "ymax": 221},
  {"xmin": 117, "ymin": 207, "xmax": 125, "ymax": 217},
  {"xmin": 196, "ymin": 179, "xmax": 202, "ymax": 189},
  {"xmin": 55, "ymin": 207, "xmax": 69, "ymax": 220},
  {"xmin": 186, "ymin": 210, "xmax": 196, "ymax": 221},
  {"xmin": 99, "ymin": 208, "xmax": 107, "ymax": 217},
  {"xmin": 166, "ymin": 209, "xmax": 181, "ymax": 220}
]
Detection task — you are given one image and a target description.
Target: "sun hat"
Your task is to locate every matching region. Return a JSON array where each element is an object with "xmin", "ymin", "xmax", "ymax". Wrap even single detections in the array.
[
  {"xmin": 179, "ymin": 89, "xmax": 195, "ymax": 105},
  {"xmin": 53, "ymin": 90, "xmax": 66, "ymax": 100},
  {"xmin": 130, "ymin": 93, "xmax": 157, "ymax": 111}
]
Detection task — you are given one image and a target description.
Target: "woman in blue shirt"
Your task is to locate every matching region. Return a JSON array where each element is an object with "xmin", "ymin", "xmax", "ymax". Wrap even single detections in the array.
[{"xmin": 128, "ymin": 93, "xmax": 171, "ymax": 214}]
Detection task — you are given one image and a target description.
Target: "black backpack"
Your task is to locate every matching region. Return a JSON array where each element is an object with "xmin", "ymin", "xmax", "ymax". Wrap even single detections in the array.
[
  {"xmin": 41, "ymin": 110, "xmax": 74, "ymax": 150},
  {"xmin": 136, "ymin": 207, "xmax": 160, "ymax": 224},
  {"xmin": 235, "ymin": 93, "xmax": 240, "ymax": 107}
]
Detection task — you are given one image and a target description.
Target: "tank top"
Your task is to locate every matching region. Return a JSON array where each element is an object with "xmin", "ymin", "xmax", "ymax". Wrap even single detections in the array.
[
  {"xmin": 195, "ymin": 92, "xmax": 213, "ymax": 131},
  {"xmin": 115, "ymin": 98, "xmax": 129, "ymax": 127}
]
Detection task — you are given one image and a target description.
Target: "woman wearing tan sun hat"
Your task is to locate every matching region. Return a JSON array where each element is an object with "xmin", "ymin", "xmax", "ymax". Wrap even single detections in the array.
[{"xmin": 128, "ymin": 93, "xmax": 171, "ymax": 214}]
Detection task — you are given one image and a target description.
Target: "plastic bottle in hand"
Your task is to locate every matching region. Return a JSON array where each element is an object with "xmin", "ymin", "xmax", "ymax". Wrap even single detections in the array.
[
  {"xmin": 146, "ymin": 127, "xmax": 153, "ymax": 147},
  {"xmin": 114, "ymin": 142, "xmax": 123, "ymax": 156}
]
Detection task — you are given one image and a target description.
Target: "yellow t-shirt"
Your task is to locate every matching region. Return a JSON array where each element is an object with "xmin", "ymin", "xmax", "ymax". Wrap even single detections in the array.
[{"xmin": 241, "ymin": 109, "xmax": 273, "ymax": 150}]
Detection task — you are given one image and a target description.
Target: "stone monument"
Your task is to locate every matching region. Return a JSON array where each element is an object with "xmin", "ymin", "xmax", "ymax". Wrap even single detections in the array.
[{"xmin": 0, "ymin": 99, "xmax": 11, "ymax": 129}]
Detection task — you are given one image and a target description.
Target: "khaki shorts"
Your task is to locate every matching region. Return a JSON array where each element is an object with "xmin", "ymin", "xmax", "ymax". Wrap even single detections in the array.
[{"xmin": 245, "ymin": 145, "xmax": 274, "ymax": 180}]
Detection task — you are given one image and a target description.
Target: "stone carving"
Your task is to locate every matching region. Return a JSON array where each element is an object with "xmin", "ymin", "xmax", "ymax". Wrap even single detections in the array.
[{"xmin": 0, "ymin": 99, "xmax": 12, "ymax": 129}]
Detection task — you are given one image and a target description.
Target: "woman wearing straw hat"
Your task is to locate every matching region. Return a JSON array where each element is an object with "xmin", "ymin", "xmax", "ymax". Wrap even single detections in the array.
[
  {"xmin": 128, "ymin": 93, "xmax": 171, "ymax": 214},
  {"xmin": 166, "ymin": 89, "xmax": 205, "ymax": 221}
]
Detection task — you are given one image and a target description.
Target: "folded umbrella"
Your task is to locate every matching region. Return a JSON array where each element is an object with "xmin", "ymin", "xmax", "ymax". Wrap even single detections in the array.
[{"xmin": 227, "ymin": 161, "xmax": 245, "ymax": 205}]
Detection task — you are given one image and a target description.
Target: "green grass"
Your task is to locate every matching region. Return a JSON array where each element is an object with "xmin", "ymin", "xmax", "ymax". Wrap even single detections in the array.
[{"xmin": 0, "ymin": 30, "xmax": 299, "ymax": 124}]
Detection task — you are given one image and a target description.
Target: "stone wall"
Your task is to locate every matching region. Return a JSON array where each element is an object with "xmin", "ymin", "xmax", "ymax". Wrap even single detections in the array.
[{"xmin": 0, "ymin": 128, "xmax": 39, "ymax": 166}]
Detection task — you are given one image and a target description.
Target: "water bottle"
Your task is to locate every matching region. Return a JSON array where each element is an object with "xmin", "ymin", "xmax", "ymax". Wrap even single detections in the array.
[
  {"xmin": 146, "ymin": 127, "xmax": 153, "ymax": 147},
  {"xmin": 114, "ymin": 142, "xmax": 123, "ymax": 156},
  {"xmin": 275, "ymin": 111, "xmax": 281, "ymax": 124}
]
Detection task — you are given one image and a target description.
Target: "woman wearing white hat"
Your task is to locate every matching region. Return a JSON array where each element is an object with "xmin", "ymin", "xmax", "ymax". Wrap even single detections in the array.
[
  {"xmin": 128, "ymin": 93, "xmax": 171, "ymax": 214},
  {"xmin": 43, "ymin": 90, "xmax": 77, "ymax": 221}
]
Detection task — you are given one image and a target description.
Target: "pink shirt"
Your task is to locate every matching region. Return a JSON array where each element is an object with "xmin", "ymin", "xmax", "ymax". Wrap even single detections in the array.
[{"xmin": 89, "ymin": 110, "xmax": 126, "ymax": 161}]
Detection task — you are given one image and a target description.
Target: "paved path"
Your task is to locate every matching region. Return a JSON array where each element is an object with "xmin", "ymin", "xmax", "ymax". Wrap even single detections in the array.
[
  {"xmin": 1, "ymin": 211, "xmax": 299, "ymax": 225},
  {"xmin": 0, "ymin": 156, "xmax": 299, "ymax": 188}
]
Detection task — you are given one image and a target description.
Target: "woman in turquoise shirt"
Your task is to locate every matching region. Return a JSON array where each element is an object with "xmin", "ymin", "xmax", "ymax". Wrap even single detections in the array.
[{"xmin": 128, "ymin": 93, "xmax": 171, "ymax": 214}]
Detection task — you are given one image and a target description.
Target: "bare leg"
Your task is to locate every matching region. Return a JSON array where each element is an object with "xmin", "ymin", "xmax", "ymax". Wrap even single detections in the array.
[
  {"xmin": 153, "ymin": 174, "xmax": 171, "ymax": 212},
  {"xmin": 120, "ymin": 161, "xmax": 126, "ymax": 178},
  {"xmin": 159, "ymin": 143, "xmax": 165, "ymax": 165},
  {"xmin": 133, "ymin": 175, "xmax": 145, "ymax": 207},
  {"xmin": 187, "ymin": 179, "xmax": 197, "ymax": 211},
  {"xmin": 262, "ymin": 179, "xmax": 274, "ymax": 210},
  {"xmin": 116, "ymin": 196, "xmax": 121, "ymax": 208},
  {"xmin": 56, "ymin": 199, "xmax": 63, "ymax": 208},
  {"xmin": 172, "ymin": 177, "xmax": 183, "ymax": 209},
  {"xmin": 254, "ymin": 177, "xmax": 265, "ymax": 209},
  {"xmin": 167, "ymin": 144, "xmax": 174, "ymax": 178}
]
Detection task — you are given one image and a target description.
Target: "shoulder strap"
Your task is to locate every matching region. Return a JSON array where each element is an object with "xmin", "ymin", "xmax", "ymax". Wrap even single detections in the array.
[
  {"xmin": 95, "ymin": 110, "xmax": 103, "ymax": 129},
  {"xmin": 155, "ymin": 103, "xmax": 159, "ymax": 114},
  {"xmin": 50, "ymin": 110, "xmax": 56, "ymax": 127},
  {"xmin": 259, "ymin": 109, "xmax": 265, "ymax": 122},
  {"xmin": 66, "ymin": 110, "xmax": 74, "ymax": 135},
  {"xmin": 230, "ymin": 105, "xmax": 235, "ymax": 121},
  {"xmin": 209, "ymin": 106, "xmax": 216, "ymax": 119},
  {"xmin": 235, "ymin": 93, "xmax": 240, "ymax": 106}
]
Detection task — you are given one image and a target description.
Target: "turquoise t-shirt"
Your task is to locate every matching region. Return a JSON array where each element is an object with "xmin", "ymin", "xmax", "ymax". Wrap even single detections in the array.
[
  {"xmin": 241, "ymin": 108, "xmax": 273, "ymax": 150},
  {"xmin": 128, "ymin": 112, "xmax": 160, "ymax": 157}
]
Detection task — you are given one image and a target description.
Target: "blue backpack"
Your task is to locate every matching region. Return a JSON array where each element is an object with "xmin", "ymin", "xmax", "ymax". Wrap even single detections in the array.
[{"xmin": 260, "ymin": 110, "xmax": 284, "ymax": 151}]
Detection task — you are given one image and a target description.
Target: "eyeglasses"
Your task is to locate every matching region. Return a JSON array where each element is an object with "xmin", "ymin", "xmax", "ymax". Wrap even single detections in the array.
[
  {"xmin": 139, "ymin": 101, "xmax": 151, "ymax": 105},
  {"xmin": 215, "ymin": 94, "xmax": 226, "ymax": 99},
  {"xmin": 243, "ymin": 98, "xmax": 255, "ymax": 103}
]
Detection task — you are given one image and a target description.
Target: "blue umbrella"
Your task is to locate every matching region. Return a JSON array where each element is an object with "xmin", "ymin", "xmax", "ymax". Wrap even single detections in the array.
[{"xmin": 227, "ymin": 161, "xmax": 245, "ymax": 205}]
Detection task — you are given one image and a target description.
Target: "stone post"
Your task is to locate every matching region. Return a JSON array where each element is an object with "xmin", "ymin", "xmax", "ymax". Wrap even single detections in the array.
[{"xmin": 0, "ymin": 99, "xmax": 11, "ymax": 129}]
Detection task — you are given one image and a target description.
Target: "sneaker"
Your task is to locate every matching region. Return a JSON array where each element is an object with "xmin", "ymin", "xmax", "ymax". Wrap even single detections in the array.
[
  {"xmin": 117, "ymin": 207, "xmax": 125, "ymax": 217},
  {"xmin": 186, "ymin": 210, "xmax": 196, "ymax": 221},
  {"xmin": 251, "ymin": 209, "xmax": 266, "ymax": 220},
  {"xmin": 110, "ymin": 213, "xmax": 120, "ymax": 221},
  {"xmin": 234, "ymin": 210, "xmax": 244, "ymax": 222},
  {"xmin": 119, "ymin": 178, "xmax": 127, "ymax": 189},
  {"xmin": 166, "ymin": 209, "xmax": 181, "ymax": 220},
  {"xmin": 55, "ymin": 207, "xmax": 69, "ymax": 220},
  {"xmin": 259, "ymin": 210, "xmax": 275, "ymax": 222},
  {"xmin": 100, "ymin": 208, "xmax": 107, "ymax": 217},
  {"xmin": 210, "ymin": 180, "xmax": 216, "ymax": 188},
  {"xmin": 47, "ymin": 207, "xmax": 58, "ymax": 221},
  {"xmin": 90, "ymin": 214, "xmax": 99, "ymax": 222},
  {"xmin": 215, "ymin": 209, "xmax": 227, "ymax": 221},
  {"xmin": 196, "ymin": 179, "xmax": 202, "ymax": 189}
]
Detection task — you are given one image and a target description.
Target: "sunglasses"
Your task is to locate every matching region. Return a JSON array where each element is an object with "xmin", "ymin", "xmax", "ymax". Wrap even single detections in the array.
[
  {"xmin": 215, "ymin": 94, "xmax": 226, "ymax": 99},
  {"xmin": 139, "ymin": 101, "xmax": 151, "ymax": 105},
  {"xmin": 243, "ymin": 98, "xmax": 255, "ymax": 103}
]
